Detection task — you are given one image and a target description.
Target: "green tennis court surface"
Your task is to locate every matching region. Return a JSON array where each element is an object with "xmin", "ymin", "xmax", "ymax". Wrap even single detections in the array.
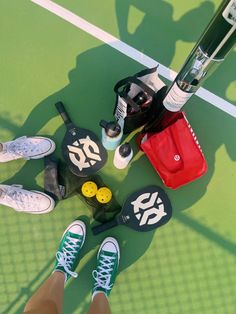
[{"xmin": 0, "ymin": 1, "xmax": 236, "ymax": 313}]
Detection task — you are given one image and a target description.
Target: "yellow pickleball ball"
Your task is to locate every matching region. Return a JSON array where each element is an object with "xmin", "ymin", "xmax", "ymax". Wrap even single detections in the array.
[
  {"xmin": 81, "ymin": 181, "xmax": 98, "ymax": 198},
  {"xmin": 96, "ymin": 187, "xmax": 112, "ymax": 204}
]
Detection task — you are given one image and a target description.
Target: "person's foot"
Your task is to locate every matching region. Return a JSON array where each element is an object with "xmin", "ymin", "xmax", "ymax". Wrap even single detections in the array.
[
  {"xmin": 92, "ymin": 237, "xmax": 120, "ymax": 299},
  {"xmin": 0, "ymin": 136, "xmax": 56, "ymax": 162},
  {"xmin": 53, "ymin": 220, "xmax": 86, "ymax": 282},
  {"xmin": 0, "ymin": 184, "xmax": 55, "ymax": 214}
]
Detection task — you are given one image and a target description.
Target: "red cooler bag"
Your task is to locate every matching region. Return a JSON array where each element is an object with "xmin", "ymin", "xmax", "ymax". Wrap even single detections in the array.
[{"xmin": 140, "ymin": 112, "xmax": 207, "ymax": 189}]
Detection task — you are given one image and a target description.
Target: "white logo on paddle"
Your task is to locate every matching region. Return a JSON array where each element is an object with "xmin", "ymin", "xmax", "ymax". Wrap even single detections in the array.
[
  {"xmin": 67, "ymin": 136, "xmax": 101, "ymax": 170},
  {"xmin": 131, "ymin": 192, "xmax": 167, "ymax": 226}
]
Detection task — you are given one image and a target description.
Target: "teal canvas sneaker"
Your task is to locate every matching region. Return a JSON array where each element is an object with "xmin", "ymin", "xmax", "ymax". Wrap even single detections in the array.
[
  {"xmin": 53, "ymin": 220, "xmax": 86, "ymax": 282},
  {"xmin": 92, "ymin": 237, "xmax": 120, "ymax": 299}
]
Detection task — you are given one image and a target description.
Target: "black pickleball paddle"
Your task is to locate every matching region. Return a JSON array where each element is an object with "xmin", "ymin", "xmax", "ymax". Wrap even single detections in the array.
[
  {"xmin": 55, "ymin": 101, "xmax": 107, "ymax": 177},
  {"xmin": 92, "ymin": 185, "xmax": 172, "ymax": 234}
]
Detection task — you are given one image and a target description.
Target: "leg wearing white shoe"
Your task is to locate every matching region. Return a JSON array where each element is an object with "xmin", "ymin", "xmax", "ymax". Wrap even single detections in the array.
[
  {"xmin": 87, "ymin": 292, "xmax": 111, "ymax": 314},
  {"xmin": 23, "ymin": 272, "xmax": 65, "ymax": 314}
]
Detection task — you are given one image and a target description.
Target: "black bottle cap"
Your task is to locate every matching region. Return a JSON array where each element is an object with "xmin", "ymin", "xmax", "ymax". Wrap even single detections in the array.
[
  {"xmin": 99, "ymin": 120, "xmax": 121, "ymax": 138},
  {"xmin": 119, "ymin": 142, "xmax": 132, "ymax": 157}
]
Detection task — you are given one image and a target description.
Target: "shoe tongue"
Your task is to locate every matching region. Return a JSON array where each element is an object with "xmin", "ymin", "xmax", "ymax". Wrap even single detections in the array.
[
  {"xmin": 64, "ymin": 232, "xmax": 81, "ymax": 252},
  {"xmin": 100, "ymin": 252, "xmax": 116, "ymax": 267},
  {"xmin": 102, "ymin": 251, "xmax": 115, "ymax": 258},
  {"xmin": 9, "ymin": 137, "xmax": 28, "ymax": 152},
  {"xmin": 68, "ymin": 231, "xmax": 81, "ymax": 240}
]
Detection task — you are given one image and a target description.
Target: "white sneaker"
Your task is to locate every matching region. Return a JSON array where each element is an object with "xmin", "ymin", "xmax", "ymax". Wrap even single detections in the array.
[
  {"xmin": 0, "ymin": 184, "xmax": 55, "ymax": 214},
  {"xmin": 0, "ymin": 136, "xmax": 56, "ymax": 162}
]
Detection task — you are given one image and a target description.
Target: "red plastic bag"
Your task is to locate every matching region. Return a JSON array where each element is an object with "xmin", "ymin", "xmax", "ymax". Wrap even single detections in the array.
[{"xmin": 140, "ymin": 112, "xmax": 207, "ymax": 189}]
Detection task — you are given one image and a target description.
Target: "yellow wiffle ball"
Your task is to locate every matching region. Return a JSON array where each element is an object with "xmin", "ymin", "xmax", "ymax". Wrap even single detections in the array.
[
  {"xmin": 96, "ymin": 187, "xmax": 112, "ymax": 204},
  {"xmin": 81, "ymin": 181, "xmax": 98, "ymax": 198}
]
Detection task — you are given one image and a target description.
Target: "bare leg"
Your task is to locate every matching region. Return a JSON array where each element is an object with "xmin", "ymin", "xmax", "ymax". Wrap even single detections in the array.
[
  {"xmin": 87, "ymin": 292, "xmax": 111, "ymax": 314},
  {"xmin": 23, "ymin": 220, "xmax": 86, "ymax": 314},
  {"xmin": 23, "ymin": 271, "xmax": 65, "ymax": 314}
]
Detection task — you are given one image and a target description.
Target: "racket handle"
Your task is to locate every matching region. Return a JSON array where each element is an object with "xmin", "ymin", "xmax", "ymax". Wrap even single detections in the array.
[
  {"xmin": 92, "ymin": 219, "xmax": 119, "ymax": 235},
  {"xmin": 55, "ymin": 101, "xmax": 72, "ymax": 124}
]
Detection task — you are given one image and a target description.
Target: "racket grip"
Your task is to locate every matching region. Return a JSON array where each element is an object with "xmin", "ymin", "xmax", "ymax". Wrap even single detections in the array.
[
  {"xmin": 92, "ymin": 219, "xmax": 119, "ymax": 235},
  {"xmin": 55, "ymin": 101, "xmax": 72, "ymax": 124}
]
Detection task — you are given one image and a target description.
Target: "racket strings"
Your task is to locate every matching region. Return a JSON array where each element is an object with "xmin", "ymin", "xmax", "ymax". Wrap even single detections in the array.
[
  {"xmin": 56, "ymin": 236, "xmax": 81, "ymax": 278},
  {"xmin": 92, "ymin": 254, "xmax": 116, "ymax": 290}
]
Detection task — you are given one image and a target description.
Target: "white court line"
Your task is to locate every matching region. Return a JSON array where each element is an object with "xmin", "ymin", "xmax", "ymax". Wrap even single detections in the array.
[{"xmin": 31, "ymin": 0, "xmax": 236, "ymax": 118}]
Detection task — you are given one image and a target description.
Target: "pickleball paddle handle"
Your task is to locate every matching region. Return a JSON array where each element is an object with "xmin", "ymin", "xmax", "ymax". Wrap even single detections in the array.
[
  {"xmin": 55, "ymin": 101, "xmax": 72, "ymax": 125},
  {"xmin": 92, "ymin": 219, "xmax": 119, "ymax": 235}
]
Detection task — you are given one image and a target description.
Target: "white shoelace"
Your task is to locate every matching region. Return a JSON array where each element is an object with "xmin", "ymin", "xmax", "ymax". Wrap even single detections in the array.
[
  {"xmin": 92, "ymin": 254, "xmax": 116, "ymax": 290},
  {"xmin": 8, "ymin": 137, "xmax": 39, "ymax": 158},
  {"xmin": 56, "ymin": 236, "xmax": 81, "ymax": 278},
  {"xmin": 2, "ymin": 187, "xmax": 41, "ymax": 211}
]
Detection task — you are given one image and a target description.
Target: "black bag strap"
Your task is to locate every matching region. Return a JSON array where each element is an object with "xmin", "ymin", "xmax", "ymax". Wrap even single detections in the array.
[
  {"xmin": 132, "ymin": 77, "xmax": 156, "ymax": 97},
  {"xmin": 136, "ymin": 66, "xmax": 157, "ymax": 78},
  {"xmin": 114, "ymin": 76, "xmax": 133, "ymax": 97},
  {"xmin": 114, "ymin": 76, "xmax": 156, "ymax": 111},
  {"xmin": 114, "ymin": 76, "xmax": 155, "ymax": 97}
]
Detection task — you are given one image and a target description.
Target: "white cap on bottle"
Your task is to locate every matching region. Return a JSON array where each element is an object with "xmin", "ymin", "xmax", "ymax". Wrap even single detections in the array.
[{"xmin": 113, "ymin": 142, "xmax": 133, "ymax": 169}]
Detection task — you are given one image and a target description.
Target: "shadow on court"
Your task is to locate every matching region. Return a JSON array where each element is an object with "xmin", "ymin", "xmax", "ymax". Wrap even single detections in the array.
[
  {"xmin": 1, "ymin": 1, "xmax": 236, "ymax": 313},
  {"xmin": 115, "ymin": 0, "xmax": 215, "ymax": 65}
]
